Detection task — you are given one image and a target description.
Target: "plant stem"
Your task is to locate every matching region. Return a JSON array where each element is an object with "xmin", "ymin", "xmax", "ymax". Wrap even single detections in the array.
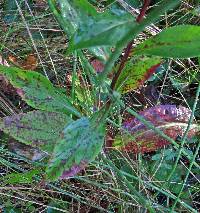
[
  {"xmin": 136, "ymin": 0, "xmax": 151, "ymax": 22},
  {"xmin": 110, "ymin": 41, "xmax": 133, "ymax": 90},
  {"xmin": 98, "ymin": 0, "xmax": 180, "ymax": 86},
  {"xmin": 70, "ymin": 51, "xmax": 77, "ymax": 104},
  {"xmin": 110, "ymin": 0, "xmax": 151, "ymax": 90}
]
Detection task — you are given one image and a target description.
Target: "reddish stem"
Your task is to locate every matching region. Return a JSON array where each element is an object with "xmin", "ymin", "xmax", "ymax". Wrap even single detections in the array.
[
  {"xmin": 110, "ymin": 41, "xmax": 133, "ymax": 90},
  {"xmin": 110, "ymin": 0, "xmax": 151, "ymax": 90},
  {"xmin": 136, "ymin": 0, "xmax": 151, "ymax": 23}
]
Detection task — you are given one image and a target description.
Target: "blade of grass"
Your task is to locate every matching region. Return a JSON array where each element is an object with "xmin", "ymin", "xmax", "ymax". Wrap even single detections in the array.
[
  {"xmin": 101, "ymin": 154, "xmax": 156, "ymax": 212},
  {"xmin": 170, "ymin": 140, "xmax": 200, "ymax": 212},
  {"xmin": 153, "ymin": 76, "xmax": 200, "ymax": 200}
]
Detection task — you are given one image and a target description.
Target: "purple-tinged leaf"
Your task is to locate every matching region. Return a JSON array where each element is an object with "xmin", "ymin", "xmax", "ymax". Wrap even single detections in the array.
[
  {"xmin": 46, "ymin": 117, "xmax": 105, "ymax": 180},
  {"xmin": 0, "ymin": 110, "xmax": 72, "ymax": 152},
  {"xmin": 113, "ymin": 105, "xmax": 199, "ymax": 153},
  {"xmin": 60, "ymin": 160, "xmax": 87, "ymax": 179},
  {"xmin": 134, "ymin": 25, "xmax": 200, "ymax": 58}
]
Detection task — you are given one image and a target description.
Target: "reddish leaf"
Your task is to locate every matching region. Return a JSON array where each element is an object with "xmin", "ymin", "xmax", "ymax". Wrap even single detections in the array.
[
  {"xmin": 60, "ymin": 160, "xmax": 87, "ymax": 179},
  {"xmin": 138, "ymin": 63, "xmax": 160, "ymax": 85},
  {"xmin": 113, "ymin": 105, "xmax": 198, "ymax": 153},
  {"xmin": 91, "ymin": 59, "xmax": 105, "ymax": 73},
  {"xmin": 115, "ymin": 57, "xmax": 161, "ymax": 94}
]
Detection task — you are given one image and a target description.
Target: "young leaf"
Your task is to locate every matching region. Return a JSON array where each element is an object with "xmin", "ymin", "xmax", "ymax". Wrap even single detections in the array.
[
  {"xmin": 115, "ymin": 57, "xmax": 161, "ymax": 94},
  {"xmin": 62, "ymin": 0, "xmax": 136, "ymax": 52},
  {"xmin": 113, "ymin": 105, "xmax": 199, "ymax": 153},
  {"xmin": 0, "ymin": 65, "xmax": 81, "ymax": 117},
  {"xmin": 0, "ymin": 110, "xmax": 72, "ymax": 152},
  {"xmin": 134, "ymin": 25, "xmax": 200, "ymax": 58},
  {"xmin": 47, "ymin": 117, "xmax": 105, "ymax": 180}
]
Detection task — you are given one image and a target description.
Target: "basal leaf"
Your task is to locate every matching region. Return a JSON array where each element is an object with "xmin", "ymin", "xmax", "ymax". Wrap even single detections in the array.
[
  {"xmin": 115, "ymin": 57, "xmax": 161, "ymax": 94},
  {"xmin": 8, "ymin": 139, "xmax": 47, "ymax": 161},
  {"xmin": 0, "ymin": 65, "xmax": 81, "ymax": 117},
  {"xmin": 47, "ymin": 117, "xmax": 105, "ymax": 180},
  {"xmin": 0, "ymin": 110, "xmax": 72, "ymax": 152},
  {"xmin": 134, "ymin": 25, "xmax": 200, "ymax": 58},
  {"xmin": 61, "ymin": 0, "xmax": 135, "ymax": 52},
  {"xmin": 113, "ymin": 105, "xmax": 199, "ymax": 153}
]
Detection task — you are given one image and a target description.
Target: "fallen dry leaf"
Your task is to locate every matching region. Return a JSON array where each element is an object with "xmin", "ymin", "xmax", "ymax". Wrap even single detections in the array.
[{"xmin": 8, "ymin": 53, "xmax": 38, "ymax": 70}]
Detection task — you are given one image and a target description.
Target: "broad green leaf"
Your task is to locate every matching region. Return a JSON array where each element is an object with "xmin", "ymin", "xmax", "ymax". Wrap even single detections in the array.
[
  {"xmin": 0, "ymin": 110, "xmax": 72, "ymax": 152},
  {"xmin": 115, "ymin": 57, "xmax": 161, "ymax": 94},
  {"xmin": 125, "ymin": 0, "xmax": 141, "ymax": 7},
  {"xmin": 3, "ymin": 0, "xmax": 18, "ymax": 23},
  {"xmin": 47, "ymin": 117, "xmax": 105, "ymax": 180},
  {"xmin": 57, "ymin": 0, "xmax": 110, "ymax": 61},
  {"xmin": 0, "ymin": 65, "xmax": 81, "ymax": 117},
  {"xmin": 134, "ymin": 25, "xmax": 200, "ymax": 58},
  {"xmin": 60, "ymin": 0, "xmax": 135, "ymax": 52}
]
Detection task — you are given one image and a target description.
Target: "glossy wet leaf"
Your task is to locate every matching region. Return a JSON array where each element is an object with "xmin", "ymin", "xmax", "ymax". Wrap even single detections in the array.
[
  {"xmin": 115, "ymin": 57, "xmax": 161, "ymax": 94},
  {"xmin": 47, "ymin": 117, "xmax": 105, "ymax": 180},
  {"xmin": 61, "ymin": 0, "xmax": 135, "ymax": 52},
  {"xmin": 113, "ymin": 105, "xmax": 199, "ymax": 153},
  {"xmin": 58, "ymin": 0, "xmax": 110, "ymax": 61},
  {"xmin": 0, "ymin": 65, "xmax": 81, "ymax": 117},
  {"xmin": 0, "ymin": 110, "xmax": 72, "ymax": 152},
  {"xmin": 134, "ymin": 25, "xmax": 200, "ymax": 58}
]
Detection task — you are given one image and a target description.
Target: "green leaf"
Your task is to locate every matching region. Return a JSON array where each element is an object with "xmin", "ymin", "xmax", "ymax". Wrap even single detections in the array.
[
  {"xmin": 57, "ymin": 0, "xmax": 110, "ymax": 61},
  {"xmin": 62, "ymin": 0, "xmax": 135, "ymax": 52},
  {"xmin": 147, "ymin": 159, "xmax": 187, "ymax": 195},
  {"xmin": 0, "ymin": 65, "xmax": 81, "ymax": 117},
  {"xmin": 47, "ymin": 117, "xmax": 105, "ymax": 180},
  {"xmin": 1, "ymin": 169, "xmax": 40, "ymax": 185},
  {"xmin": 134, "ymin": 25, "xmax": 200, "ymax": 58},
  {"xmin": 115, "ymin": 57, "xmax": 161, "ymax": 94},
  {"xmin": 0, "ymin": 110, "xmax": 72, "ymax": 152}
]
